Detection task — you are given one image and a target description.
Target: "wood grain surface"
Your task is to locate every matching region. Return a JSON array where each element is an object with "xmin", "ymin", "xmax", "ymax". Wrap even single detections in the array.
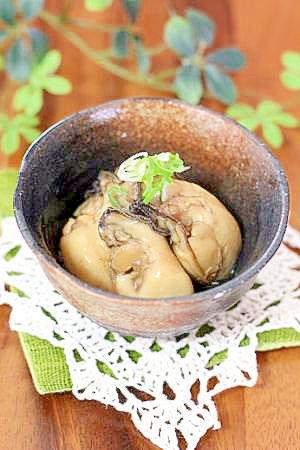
[{"xmin": 1, "ymin": 1, "xmax": 300, "ymax": 449}]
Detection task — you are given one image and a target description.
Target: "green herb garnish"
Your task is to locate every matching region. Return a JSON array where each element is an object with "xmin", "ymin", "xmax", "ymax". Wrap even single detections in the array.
[
  {"xmin": 117, "ymin": 152, "xmax": 189, "ymax": 204},
  {"xmin": 107, "ymin": 184, "xmax": 128, "ymax": 208}
]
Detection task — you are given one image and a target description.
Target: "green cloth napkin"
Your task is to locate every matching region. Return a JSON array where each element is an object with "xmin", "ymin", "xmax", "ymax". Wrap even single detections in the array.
[{"xmin": 18, "ymin": 328, "xmax": 300, "ymax": 395}]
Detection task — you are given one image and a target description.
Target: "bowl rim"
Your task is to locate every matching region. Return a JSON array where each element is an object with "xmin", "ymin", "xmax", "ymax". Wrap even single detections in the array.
[{"xmin": 14, "ymin": 96, "xmax": 289, "ymax": 305}]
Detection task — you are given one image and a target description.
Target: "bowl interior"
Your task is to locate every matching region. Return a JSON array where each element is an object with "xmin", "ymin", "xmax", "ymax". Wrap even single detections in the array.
[{"xmin": 15, "ymin": 98, "xmax": 287, "ymax": 293}]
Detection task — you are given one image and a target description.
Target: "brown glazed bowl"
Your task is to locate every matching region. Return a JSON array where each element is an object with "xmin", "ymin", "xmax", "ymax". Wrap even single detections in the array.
[{"xmin": 14, "ymin": 98, "xmax": 289, "ymax": 337}]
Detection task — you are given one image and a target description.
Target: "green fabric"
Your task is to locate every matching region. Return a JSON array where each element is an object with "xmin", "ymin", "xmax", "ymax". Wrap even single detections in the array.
[
  {"xmin": 18, "ymin": 327, "xmax": 300, "ymax": 395},
  {"xmin": 19, "ymin": 333, "xmax": 72, "ymax": 394}
]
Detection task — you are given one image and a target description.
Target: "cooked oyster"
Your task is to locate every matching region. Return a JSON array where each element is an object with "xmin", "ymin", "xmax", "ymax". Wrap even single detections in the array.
[
  {"xmin": 60, "ymin": 194, "xmax": 113, "ymax": 291},
  {"xmin": 98, "ymin": 209, "xmax": 194, "ymax": 298},
  {"xmin": 150, "ymin": 179, "xmax": 242, "ymax": 284}
]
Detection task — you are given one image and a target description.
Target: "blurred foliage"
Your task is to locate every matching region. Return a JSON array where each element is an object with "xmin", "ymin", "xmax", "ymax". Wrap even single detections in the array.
[
  {"xmin": 0, "ymin": 168, "xmax": 18, "ymax": 217},
  {"xmin": 227, "ymin": 101, "xmax": 299, "ymax": 149},
  {"xmin": 0, "ymin": 0, "xmax": 298, "ymax": 161}
]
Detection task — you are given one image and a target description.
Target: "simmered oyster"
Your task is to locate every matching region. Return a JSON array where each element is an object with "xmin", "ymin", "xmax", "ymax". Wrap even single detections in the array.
[
  {"xmin": 60, "ymin": 152, "xmax": 242, "ymax": 298},
  {"xmin": 150, "ymin": 179, "xmax": 242, "ymax": 284},
  {"xmin": 99, "ymin": 209, "xmax": 194, "ymax": 298}
]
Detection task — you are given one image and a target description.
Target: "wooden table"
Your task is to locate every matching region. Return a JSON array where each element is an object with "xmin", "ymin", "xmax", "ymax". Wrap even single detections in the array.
[{"xmin": 1, "ymin": 1, "xmax": 300, "ymax": 448}]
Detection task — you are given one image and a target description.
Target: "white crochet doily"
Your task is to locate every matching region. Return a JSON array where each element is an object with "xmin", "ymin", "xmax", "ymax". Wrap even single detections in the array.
[{"xmin": 1, "ymin": 217, "xmax": 300, "ymax": 450}]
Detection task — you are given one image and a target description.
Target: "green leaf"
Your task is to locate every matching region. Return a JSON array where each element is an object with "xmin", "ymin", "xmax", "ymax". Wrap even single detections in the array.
[
  {"xmin": 7, "ymin": 271, "xmax": 23, "ymax": 276},
  {"xmin": 262, "ymin": 121, "xmax": 283, "ymax": 149},
  {"xmin": 280, "ymin": 70, "xmax": 300, "ymax": 90},
  {"xmin": 14, "ymin": 85, "xmax": 43, "ymax": 115},
  {"xmin": 0, "ymin": 0, "xmax": 16, "ymax": 24},
  {"xmin": 164, "ymin": 15, "xmax": 197, "ymax": 57},
  {"xmin": 6, "ymin": 38, "xmax": 32, "ymax": 82},
  {"xmin": 237, "ymin": 116, "xmax": 259, "ymax": 131},
  {"xmin": 134, "ymin": 39, "xmax": 150, "ymax": 73},
  {"xmin": 122, "ymin": 0, "xmax": 140, "ymax": 23},
  {"xmin": 29, "ymin": 28, "xmax": 49, "ymax": 62},
  {"xmin": 112, "ymin": 30, "xmax": 129, "ymax": 59},
  {"xmin": 226, "ymin": 103, "xmax": 259, "ymax": 130},
  {"xmin": 186, "ymin": 8, "xmax": 215, "ymax": 47},
  {"xmin": 257, "ymin": 100, "xmax": 281, "ymax": 115},
  {"xmin": 85, "ymin": 0, "xmax": 112, "ymax": 11},
  {"xmin": 281, "ymin": 51, "xmax": 300, "ymax": 71},
  {"xmin": 37, "ymin": 49, "xmax": 61, "ymax": 76},
  {"xmin": 0, "ymin": 168, "xmax": 18, "ymax": 217},
  {"xmin": 14, "ymin": 113, "xmax": 39, "ymax": 127},
  {"xmin": 107, "ymin": 184, "xmax": 128, "ymax": 208},
  {"xmin": 1, "ymin": 128, "xmax": 20, "ymax": 155},
  {"xmin": 270, "ymin": 112, "xmax": 299, "ymax": 128},
  {"xmin": 226, "ymin": 103, "xmax": 256, "ymax": 118},
  {"xmin": 0, "ymin": 30, "xmax": 8, "ymax": 43},
  {"xmin": 4, "ymin": 245, "xmax": 21, "ymax": 261},
  {"xmin": 207, "ymin": 47, "xmax": 246, "ymax": 71},
  {"xmin": 19, "ymin": 0, "xmax": 44, "ymax": 19},
  {"xmin": 96, "ymin": 360, "xmax": 117, "ymax": 378},
  {"xmin": 19, "ymin": 126, "xmax": 40, "ymax": 142},
  {"xmin": 204, "ymin": 63, "xmax": 236, "ymax": 104},
  {"xmin": 0, "ymin": 54, "xmax": 4, "ymax": 71},
  {"xmin": 43, "ymin": 76, "xmax": 72, "ymax": 95},
  {"xmin": 175, "ymin": 64, "xmax": 202, "ymax": 104}
]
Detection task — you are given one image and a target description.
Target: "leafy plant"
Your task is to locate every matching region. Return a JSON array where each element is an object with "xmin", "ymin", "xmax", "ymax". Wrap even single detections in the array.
[
  {"xmin": 0, "ymin": 113, "xmax": 40, "ymax": 154},
  {"xmin": 280, "ymin": 51, "xmax": 300, "ymax": 90},
  {"xmin": 13, "ymin": 50, "xmax": 71, "ymax": 116},
  {"xmin": 226, "ymin": 101, "xmax": 299, "ymax": 149},
  {"xmin": 165, "ymin": 9, "xmax": 245, "ymax": 104},
  {"xmin": 0, "ymin": 168, "xmax": 18, "ymax": 217},
  {"xmin": 0, "ymin": 0, "xmax": 298, "ymax": 162}
]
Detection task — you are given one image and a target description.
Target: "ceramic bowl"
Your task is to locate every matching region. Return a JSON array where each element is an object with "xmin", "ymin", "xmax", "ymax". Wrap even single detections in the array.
[{"xmin": 14, "ymin": 98, "xmax": 289, "ymax": 337}]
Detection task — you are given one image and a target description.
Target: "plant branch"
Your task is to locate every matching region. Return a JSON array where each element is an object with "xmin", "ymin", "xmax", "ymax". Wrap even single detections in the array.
[
  {"xmin": 69, "ymin": 17, "xmax": 122, "ymax": 33},
  {"xmin": 40, "ymin": 10, "xmax": 175, "ymax": 93}
]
